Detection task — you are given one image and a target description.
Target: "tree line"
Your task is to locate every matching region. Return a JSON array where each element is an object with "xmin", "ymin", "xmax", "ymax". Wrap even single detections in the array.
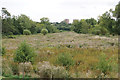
[{"xmin": 1, "ymin": 1, "xmax": 120, "ymax": 36}]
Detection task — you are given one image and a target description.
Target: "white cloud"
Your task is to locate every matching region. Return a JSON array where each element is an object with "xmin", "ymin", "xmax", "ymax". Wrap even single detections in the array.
[{"xmin": 0, "ymin": 0, "xmax": 119, "ymax": 23}]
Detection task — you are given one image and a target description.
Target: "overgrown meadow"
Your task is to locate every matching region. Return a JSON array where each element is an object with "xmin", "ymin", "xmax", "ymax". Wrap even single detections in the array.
[{"xmin": 2, "ymin": 32, "xmax": 118, "ymax": 78}]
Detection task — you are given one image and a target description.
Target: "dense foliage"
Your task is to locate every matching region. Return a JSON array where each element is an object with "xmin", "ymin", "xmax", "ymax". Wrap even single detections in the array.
[
  {"xmin": 14, "ymin": 41, "xmax": 36, "ymax": 63},
  {"xmin": 2, "ymin": 47, "xmax": 6, "ymax": 56},
  {"xmin": 2, "ymin": 2, "xmax": 120, "ymax": 36}
]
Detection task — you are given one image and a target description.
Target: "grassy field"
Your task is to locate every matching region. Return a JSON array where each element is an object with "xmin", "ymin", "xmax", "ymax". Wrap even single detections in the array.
[{"xmin": 2, "ymin": 31, "xmax": 118, "ymax": 78}]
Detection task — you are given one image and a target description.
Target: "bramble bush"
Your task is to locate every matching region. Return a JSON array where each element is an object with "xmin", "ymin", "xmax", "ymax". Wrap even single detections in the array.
[
  {"xmin": 36, "ymin": 61, "xmax": 69, "ymax": 78},
  {"xmin": 19, "ymin": 62, "xmax": 33, "ymax": 77}
]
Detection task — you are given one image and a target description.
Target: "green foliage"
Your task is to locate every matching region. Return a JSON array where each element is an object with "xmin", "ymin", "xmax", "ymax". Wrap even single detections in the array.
[
  {"xmin": 2, "ymin": 47, "xmax": 6, "ymax": 56},
  {"xmin": 113, "ymin": 1, "xmax": 120, "ymax": 19},
  {"xmin": 60, "ymin": 30, "xmax": 63, "ymax": 32},
  {"xmin": 47, "ymin": 25, "xmax": 58, "ymax": 33},
  {"xmin": 2, "ymin": 8, "xmax": 11, "ymax": 17},
  {"xmin": 72, "ymin": 20, "xmax": 82, "ymax": 33},
  {"xmin": 79, "ymin": 44, "xmax": 83, "ymax": 48},
  {"xmin": 7, "ymin": 35, "xmax": 16, "ymax": 38},
  {"xmin": 18, "ymin": 14, "xmax": 32, "ymax": 29},
  {"xmin": 56, "ymin": 53, "xmax": 74, "ymax": 70},
  {"xmin": 40, "ymin": 17, "xmax": 58, "ymax": 33},
  {"xmin": 23, "ymin": 29, "xmax": 31, "ymax": 35},
  {"xmin": 100, "ymin": 27, "xmax": 109, "ymax": 35},
  {"xmin": 54, "ymin": 21, "xmax": 71, "ymax": 31},
  {"xmin": 66, "ymin": 44, "xmax": 74, "ymax": 48},
  {"xmin": 14, "ymin": 41, "xmax": 36, "ymax": 63},
  {"xmin": 6, "ymin": 74, "xmax": 31, "ymax": 78},
  {"xmin": 85, "ymin": 18, "xmax": 97, "ymax": 27},
  {"xmin": 90, "ymin": 25, "xmax": 109, "ymax": 35},
  {"xmin": 113, "ymin": 2, "xmax": 120, "ymax": 35},
  {"xmin": 98, "ymin": 11, "xmax": 115, "ymax": 34},
  {"xmin": 73, "ymin": 19, "xmax": 90, "ymax": 34},
  {"xmin": 80, "ymin": 19, "xmax": 90, "ymax": 34},
  {"xmin": 41, "ymin": 29, "xmax": 48, "ymax": 35},
  {"xmin": 35, "ymin": 23, "xmax": 43, "ymax": 33},
  {"xmin": 40, "ymin": 17, "xmax": 50, "ymax": 24},
  {"xmin": 97, "ymin": 53, "xmax": 112, "ymax": 74},
  {"xmin": 2, "ymin": 5, "xmax": 120, "ymax": 36},
  {"xmin": 2, "ymin": 18, "xmax": 15, "ymax": 35}
]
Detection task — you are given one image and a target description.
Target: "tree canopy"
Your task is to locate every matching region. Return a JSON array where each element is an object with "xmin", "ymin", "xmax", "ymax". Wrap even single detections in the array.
[{"xmin": 2, "ymin": 2, "xmax": 120, "ymax": 36}]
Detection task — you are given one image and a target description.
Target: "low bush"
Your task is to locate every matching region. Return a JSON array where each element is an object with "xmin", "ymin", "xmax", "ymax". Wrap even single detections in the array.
[
  {"xmin": 56, "ymin": 53, "xmax": 74, "ymax": 70},
  {"xmin": 41, "ymin": 29, "xmax": 48, "ymax": 35},
  {"xmin": 97, "ymin": 53, "xmax": 112, "ymax": 75},
  {"xmin": 79, "ymin": 44, "xmax": 83, "ymax": 48},
  {"xmin": 14, "ymin": 41, "xmax": 36, "ymax": 64},
  {"xmin": 66, "ymin": 44, "xmax": 74, "ymax": 48},
  {"xmin": 2, "ymin": 47, "xmax": 6, "ymax": 56},
  {"xmin": 23, "ymin": 29, "xmax": 31, "ymax": 35},
  {"xmin": 60, "ymin": 30, "xmax": 63, "ymax": 32}
]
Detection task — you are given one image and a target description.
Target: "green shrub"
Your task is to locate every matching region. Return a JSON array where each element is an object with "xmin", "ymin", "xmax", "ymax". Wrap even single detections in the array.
[
  {"xmin": 23, "ymin": 29, "xmax": 31, "ymax": 35},
  {"xmin": 79, "ymin": 44, "xmax": 83, "ymax": 48},
  {"xmin": 97, "ymin": 53, "xmax": 112, "ymax": 75},
  {"xmin": 14, "ymin": 41, "xmax": 36, "ymax": 64},
  {"xmin": 56, "ymin": 53, "xmax": 74, "ymax": 70},
  {"xmin": 90, "ymin": 25, "xmax": 109, "ymax": 35},
  {"xmin": 60, "ymin": 30, "xmax": 63, "ymax": 32},
  {"xmin": 7, "ymin": 35, "xmax": 16, "ymax": 38},
  {"xmin": 66, "ymin": 44, "xmax": 74, "ymax": 48},
  {"xmin": 2, "ymin": 47, "xmax": 6, "ymax": 56},
  {"xmin": 41, "ymin": 29, "xmax": 48, "ymax": 35}
]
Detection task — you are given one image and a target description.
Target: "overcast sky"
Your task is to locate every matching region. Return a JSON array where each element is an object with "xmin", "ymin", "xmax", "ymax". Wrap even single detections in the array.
[{"xmin": 0, "ymin": 0, "xmax": 119, "ymax": 23}]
